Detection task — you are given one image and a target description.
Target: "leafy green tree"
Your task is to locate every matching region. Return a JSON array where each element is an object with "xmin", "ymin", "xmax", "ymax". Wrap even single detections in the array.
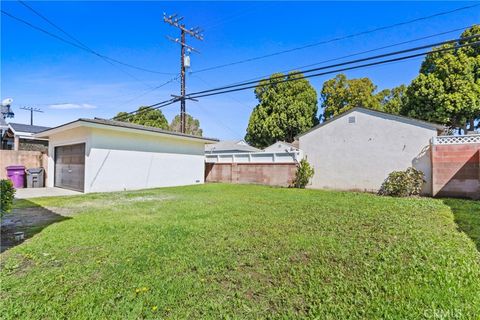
[
  {"xmin": 245, "ymin": 72, "xmax": 318, "ymax": 148},
  {"xmin": 115, "ymin": 106, "xmax": 169, "ymax": 129},
  {"xmin": 169, "ymin": 114, "xmax": 203, "ymax": 136},
  {"xmin": 378, "ymin": 85, "xmax": 408, "ymax": 115},
  {"xmin": 402, "ymin": 26, "xmax": 480, "ymax": 133},
  {"xmin": 320, "ymin": 74, "xmax": 383, "ymax": 120},
  {"xmin": 320, "ymin": 74, "xmax": 411, "ymax": 119}
]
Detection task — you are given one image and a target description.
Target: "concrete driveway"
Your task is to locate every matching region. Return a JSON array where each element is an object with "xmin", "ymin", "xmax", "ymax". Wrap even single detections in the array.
[{"xmin": 15, "ymin": 187, "xmax": 82, "ymax": 199}]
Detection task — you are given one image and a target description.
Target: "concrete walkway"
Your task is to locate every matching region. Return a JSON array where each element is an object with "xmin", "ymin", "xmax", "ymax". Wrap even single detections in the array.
[{"xmin": 15, "ymin": 187, "xmax": 82, "ymax": 199}]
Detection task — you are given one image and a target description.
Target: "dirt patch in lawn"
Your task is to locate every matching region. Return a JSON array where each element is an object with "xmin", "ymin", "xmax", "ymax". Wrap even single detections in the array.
[
  {"xmin": 50, "ymin": 195, "xmax": 175, "ymax": 216},
  {"xmin": 1, "ymin": 207, "xmax": 70, "ymax": 253}
]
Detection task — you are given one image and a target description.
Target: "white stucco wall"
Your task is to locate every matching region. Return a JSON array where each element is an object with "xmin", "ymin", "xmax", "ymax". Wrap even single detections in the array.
[
  {"xmin": 46, "ymin": 125, "xmax": 207, "ymax": 193},
  {"xmin": 299, "ymin": 109, "xmax": 437, "ymax": 195}
]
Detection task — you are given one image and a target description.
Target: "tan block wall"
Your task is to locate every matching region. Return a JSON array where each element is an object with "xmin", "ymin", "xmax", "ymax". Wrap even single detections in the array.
[
  {"xmin": 0, "ymin": 150, "xmax": 49, "ymax": 183},
  {"xmin": 432, "ymin": 143, "xmax": 480, "ymax": 199},
  {"xmin": 205, "ymin": 163, "xmax": 297, "ymax": 187}
]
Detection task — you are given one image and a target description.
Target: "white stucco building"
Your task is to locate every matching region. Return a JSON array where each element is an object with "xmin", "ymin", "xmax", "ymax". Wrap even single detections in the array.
[
  {"xmin": 36, "ymin": 118, "xmax": 217, "ymax": 193},
  {"xmin": 297, "ymin": 107, "xmax": 444, "ymax": 195},
  {"xmin": 205, "ymin": 139, "xmax": 260, "ymax": 154},
  {"xmin": 263, "ymin": 141, "xmax": 300, "ymax": 153}
]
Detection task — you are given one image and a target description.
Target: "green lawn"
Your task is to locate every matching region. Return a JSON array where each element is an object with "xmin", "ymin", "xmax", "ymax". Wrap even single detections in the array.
[{"xmin": 1, "ymin": 184, "xmax": 479, "ymax": 319}]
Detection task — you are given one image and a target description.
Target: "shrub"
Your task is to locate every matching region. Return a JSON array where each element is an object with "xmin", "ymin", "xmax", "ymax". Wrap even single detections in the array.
[
  {"xmin": 1, "ymin": 179, "xmax": 16, "ymax": 218},
  {"xmin": 293, "ymin": 159, "xmax": 315, "ymax": 188},
  {"xmin": 379, "ymin": 167, "xmax": 425, "ymax": 197}
]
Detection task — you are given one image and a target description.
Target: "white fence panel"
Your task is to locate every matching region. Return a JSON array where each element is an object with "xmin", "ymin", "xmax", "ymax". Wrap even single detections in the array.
[
  {"xmin": 205, "ymin": 150, "xmax": 303, "ymax": 164},
  {"xmin": 432, "ymin": 134, "xmax": 480, "ymax": 145}
]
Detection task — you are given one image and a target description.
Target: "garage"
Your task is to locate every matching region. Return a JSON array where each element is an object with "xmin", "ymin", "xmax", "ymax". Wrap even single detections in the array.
[
  {"xmin": 36, "ymin": 118, "xmax": 217, "ymax": 193},
  {"xmin": 54, "ymin": 143, "xmax": 85, "ymax": 192}
]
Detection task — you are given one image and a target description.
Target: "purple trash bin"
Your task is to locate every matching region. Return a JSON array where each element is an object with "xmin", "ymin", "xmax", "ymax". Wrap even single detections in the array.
[{"xmin": 6, "ymin": 165, "xmax": 25, "ymax": 189}]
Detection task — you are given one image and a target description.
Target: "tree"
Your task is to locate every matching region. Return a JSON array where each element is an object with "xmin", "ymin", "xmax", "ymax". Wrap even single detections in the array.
[
  {"xmin": 320, "ymin": 74, "xmax": 383, "ymax": 120},
  {"xmin": 245, "ymin": 72, "xmax": 318, "ymax": 148},
  {"xmin": 378, "ymin": 85, "xmax": 408, "ymax": 115},
  {"xmin": 402, "ymin": 26, "xmax": 480, "ymax": 133},
  {"xmin": 115, "ymin": 106, "xmax": 169, "ymax": 129},
  {"xmin": 169, "ymin": 114, "xmax": 203, "ymax": 136},
  {"xmin": 293, "ymin": 159, "xmax": 314, "ymax": 189}
]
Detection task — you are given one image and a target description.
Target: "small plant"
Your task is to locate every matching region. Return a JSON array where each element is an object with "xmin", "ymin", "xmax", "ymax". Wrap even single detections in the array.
[
  {"xmin": 379, "ymin": 167, "xmax": 425, "ymax": 197},
  {"xmin": 1, "ymin": 179, "xmax": 16, "ymax": 218},
  {"xmin": 294, "ymin": 159, "xmax": 315, "ymax": 188}
]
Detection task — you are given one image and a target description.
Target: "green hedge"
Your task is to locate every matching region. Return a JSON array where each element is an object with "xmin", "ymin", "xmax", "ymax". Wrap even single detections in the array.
[
  {"xmin": 1, "ymin": 179, "xmax": 16, "ymax": 218},
  {"xmin": 293, "ymin": 159, "xmax": 315, "ymax": 188},
  {"xmin": 379, "ymin": 167, "xmax": 425, "ymax": 197}
]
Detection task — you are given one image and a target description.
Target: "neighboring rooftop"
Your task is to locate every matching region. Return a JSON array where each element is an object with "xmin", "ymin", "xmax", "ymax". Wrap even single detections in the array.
[
  {"xmin": 9, "ymin": 122, "xmax": 51, "ymax": 134},
  {"xmin": 296, "ymin": 107, "xmax": 445, "ymax": 139},
  {"xmin": 205, "ymin": 139, "xmax": 260, "ymax": 153},
  {"xmin": 263, "ymin": 140, "xmax": 299, "ymax": 152},
  {"xmin": 35, "ymin": 118, "xmax": 218, "ymax": 143}
]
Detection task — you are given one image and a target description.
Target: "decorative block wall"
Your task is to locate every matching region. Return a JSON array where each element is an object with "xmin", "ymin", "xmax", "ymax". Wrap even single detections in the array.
[
  {"xmin": 205, "ymin": 163, "xmax": 297, "ymax": 187},
  {"xmin": 432, "ymin": 142, "xmax": 480, "ymax": 199}
]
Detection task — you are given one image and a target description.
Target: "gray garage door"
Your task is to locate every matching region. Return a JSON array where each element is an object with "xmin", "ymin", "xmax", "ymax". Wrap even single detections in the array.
[{"xmin": 54, "ymin": 143, "xmax": 85, "ymax": 192}]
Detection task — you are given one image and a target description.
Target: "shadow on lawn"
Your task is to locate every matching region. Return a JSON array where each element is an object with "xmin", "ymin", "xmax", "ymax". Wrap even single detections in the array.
[
  {"xmin": 444, "ymin": 198, "xmax": 480, "ymax": 252},
  {"xmin": 1, "ymin": 199, "xmax": 70, "ymax": 253}
]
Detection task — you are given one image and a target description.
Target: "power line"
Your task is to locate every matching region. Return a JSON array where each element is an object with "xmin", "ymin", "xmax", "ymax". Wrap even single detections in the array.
[
  {"xmin": 186, "ymin": 40, "xmax": 480, "ymax": 100},
  {"xmin": 2, "ymin": 7, "xmax": 175, "ymax": 76},
  {"xmin": 186, "ymin": 34, "xmax": 480, "ymax": 97},
  {"xmin": 163, "ymin": 12, "xmax": 204, "ymax": 133},
  {"xmin": 190, "ymin": 4, "xmax": 480, "ymax": 74},
  {"xmin": 114, "ymin": 74, "xmax": 180, "ymax": 109},
  {"xmin": 221, "ymin": 25, "xmax": 475, "ymax": 87},
  {"xmin": 111, "ymin": 98, "xmax": 180, "ymax": 121},
  {"xmin": 202, "ymin": 4, "xmax": 260, "ymax": 31},
  {"xmin": 20, "ymin": 106, "xmax": 43, "ymax": 125},
  {"xmin": 16, "ymin": 1, "xmax": 156, "ymax": 89},
  {"xmin": 112, "ymin": 35, "xmax": 479, "ymax": 121},
  {"xmin": 192, "ymin": 74, "xmax": 252, "ymax": 111}
]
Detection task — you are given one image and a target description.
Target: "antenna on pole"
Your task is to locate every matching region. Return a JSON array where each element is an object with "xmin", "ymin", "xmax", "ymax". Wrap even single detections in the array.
[
  {"xmin": 1, "ymin": 98, "xmax": 15, "ymax": 119},
  {"xmin": 163, "ymin": 12, "xmax": 203, "ymax": 134},
  {"xmin": 20, "ymin": 106, "xmax": 43, "ymax": 125}
]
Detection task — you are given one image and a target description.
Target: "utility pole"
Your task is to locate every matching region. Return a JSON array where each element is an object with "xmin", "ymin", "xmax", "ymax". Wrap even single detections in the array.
[
  {"xmin": 163, "ymin": 13, "xmax": 203, "ymax": 133},
  {"xmin": 20, "ymin": 106, "xmax": 43, "ymax": 125}
]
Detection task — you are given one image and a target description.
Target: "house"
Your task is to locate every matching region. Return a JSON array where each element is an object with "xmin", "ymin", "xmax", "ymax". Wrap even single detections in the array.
[
  {"xmin": 205, "ymin": 139, "xmax": 260, "ymax": 154},
  {"xmin": 0, "ymin": 117, "xmax": 8, "ymax": 148},
  {"xmin": 263, "ymin": 141, "xmax": 300, "ymax": 153},
  {"xmin": 35, "ymin": 118, "xmax": 218, "ymax": 193},
  {"xmin": 297, "ymin": 107, "xmax": 444, "ymax": 195},
  {"xmin": 2, "ymin": 123, "xmax": 50, "ymax": 151}
]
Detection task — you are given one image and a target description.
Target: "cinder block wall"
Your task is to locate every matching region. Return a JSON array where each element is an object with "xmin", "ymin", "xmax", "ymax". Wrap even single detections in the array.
[
  {"xmin": 205, "ymin": 163, "xmax": 297, "ymax": 187},
  {"xmin": 432, "ymin": 143, "xmax": 480, "ymax": 199},
  {"xmin": 0, "ymin": 150, "xmax": 49, "ymax": 183}
]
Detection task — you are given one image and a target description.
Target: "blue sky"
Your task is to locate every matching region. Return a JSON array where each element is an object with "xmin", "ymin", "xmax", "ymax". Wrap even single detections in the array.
[{"xmin": 1, "ymin": 1, "xmax": 479, "ymax": 139}]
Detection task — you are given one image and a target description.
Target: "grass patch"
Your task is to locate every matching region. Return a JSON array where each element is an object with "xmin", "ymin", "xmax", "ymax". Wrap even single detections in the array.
[
  {"xmin": 1, "ymin": 184, "xmax": 479, "ymax": 319},
  {"xmin": 444, "ymin": 198, "xmax": 480, "ymax": 251}
]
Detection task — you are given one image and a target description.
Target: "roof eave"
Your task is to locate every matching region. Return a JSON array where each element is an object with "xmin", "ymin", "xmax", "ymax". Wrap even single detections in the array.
[
  {"xmin": 296, "ymin": 107, "xmax": 445, "ymax": 139},
  {"xmin": 35, "ymin": 119, "xmax": 218, "ymax": 143}
]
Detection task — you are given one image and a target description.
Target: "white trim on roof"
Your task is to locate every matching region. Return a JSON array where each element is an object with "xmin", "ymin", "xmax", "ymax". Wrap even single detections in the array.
[
  {"xmin": 36, "ymin": 119, "xmax": 217, "ymax": 144},
  {"xmin": 296, "ymin": 107, "xmax": 444, "ymax": 139}
]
